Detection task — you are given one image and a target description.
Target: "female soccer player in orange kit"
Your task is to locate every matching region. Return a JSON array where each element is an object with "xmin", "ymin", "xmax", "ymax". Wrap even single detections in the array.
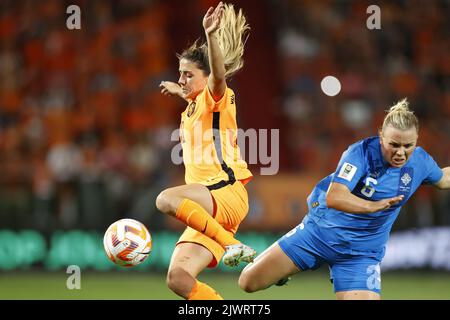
[{"xmin": 157, "ymin": 2, "xmax": 256, "ymax": 300}]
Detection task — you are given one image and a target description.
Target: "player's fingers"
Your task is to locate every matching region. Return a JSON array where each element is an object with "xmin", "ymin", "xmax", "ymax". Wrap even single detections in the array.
[
  {"xmin": 213, "ymin": 2, "xmax": 223, "ymax": 18},
  {"xmin": 217, "ymin": 8, "xmax": 224, "ymax": 21},
  {"xmin": 218, "ymin": 2, "xmax": 225, "ymax": 13},
  {"xmin": 388, "ymin": 195, "xmax": 404, "ymax": 205},
  {"xmin": 205, "ymin": 7, "xmax": 214, "ymax": 17}
]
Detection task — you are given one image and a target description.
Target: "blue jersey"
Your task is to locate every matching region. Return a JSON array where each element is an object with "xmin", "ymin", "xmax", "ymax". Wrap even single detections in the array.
[{"xmin": 306, "ymin": 136, "xmax": 443, "ymax": 257}]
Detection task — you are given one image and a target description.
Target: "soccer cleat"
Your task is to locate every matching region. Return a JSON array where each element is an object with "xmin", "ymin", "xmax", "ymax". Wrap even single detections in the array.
[
  {"xmin": 222, "ymin": 243, "xmax": 256, "ymax": 267},
  {"xmin": 274, "ymin": 276, "xmax": 291, "ymax": 286}
]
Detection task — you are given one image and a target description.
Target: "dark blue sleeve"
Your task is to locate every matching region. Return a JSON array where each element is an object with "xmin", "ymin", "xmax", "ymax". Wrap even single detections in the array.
[{"xmin": 331, "ymin": 144, "xmax": 366, "ymax": 192}]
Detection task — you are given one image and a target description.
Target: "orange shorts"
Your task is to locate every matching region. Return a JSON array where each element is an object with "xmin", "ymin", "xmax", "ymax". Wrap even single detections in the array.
[{"xmin": 176, "ymin": 180, "xmax": 249, "ymax": 268}]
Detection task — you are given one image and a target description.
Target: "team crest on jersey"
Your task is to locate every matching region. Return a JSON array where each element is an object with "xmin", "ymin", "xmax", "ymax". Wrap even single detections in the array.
[
  {"xmin": 398, "ymin": 167, "xmax": 413, "ymax": 199},
  {"xmin": 401, "ymin": 173, "xmax": 412, "ymax": 186},
  {"xmin": 187, "ymin": 102, "xmax": 196, "ymax": 117},
  {"xmin": 338, "ymin": 162, "xmax": 357, "ymax": 181}
]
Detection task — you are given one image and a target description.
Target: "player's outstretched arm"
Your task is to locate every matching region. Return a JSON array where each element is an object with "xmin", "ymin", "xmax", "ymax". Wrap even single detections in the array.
[
  {"xmin": 203, "ymin": 2, "xmax": 226, "ymax": 101},
  {"xmin": 434, "ymin": 167, "xmax": 450, "ymax": 189},
  {"xmin": 326, "ymin": 182, "xmax": 404, "ymax": 214},
  {"xmin": 159, "ymin": 81, "xmax": 186, "ymax": 101}
]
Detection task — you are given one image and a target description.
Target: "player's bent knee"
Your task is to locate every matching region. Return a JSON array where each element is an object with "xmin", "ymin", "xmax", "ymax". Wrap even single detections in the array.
[
  {"xmin": 238, "ymin": 270, "xmax": 259, "ymax": 293},
  {"xmin": 156, "ymin": 190, "xmax": 174, "ymax": 214},
  {"xmin": 166, "ymin": 267, "xmax": 192, "ymax": 296}
]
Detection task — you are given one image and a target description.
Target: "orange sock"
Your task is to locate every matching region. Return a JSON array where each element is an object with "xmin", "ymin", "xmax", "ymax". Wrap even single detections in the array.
[
  {"xmin": 175, "ymin": 199, "xmax": 239, "ymax": 247},
  {"xmin": 187, "ymin": 281, "xmax": 223, "ymax": 300}
]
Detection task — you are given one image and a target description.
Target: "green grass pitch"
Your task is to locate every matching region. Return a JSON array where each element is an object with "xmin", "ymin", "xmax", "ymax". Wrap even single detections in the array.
[{"xmin": 1, "ymin": 270, "xmax": 450, "ymax": 300}]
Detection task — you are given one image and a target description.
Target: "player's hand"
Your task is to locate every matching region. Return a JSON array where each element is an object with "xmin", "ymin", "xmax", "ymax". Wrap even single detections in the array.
[
  {"xmin": 203, "ymin": 1, "xmax": 224, "ymax": 35},
  {"xmin": 370, "ymin": 195, "xmax": 404, "ymax": 212},
  {"xmin": 159, "ymin": 81, "xmax": 182, "ymax": 97}
]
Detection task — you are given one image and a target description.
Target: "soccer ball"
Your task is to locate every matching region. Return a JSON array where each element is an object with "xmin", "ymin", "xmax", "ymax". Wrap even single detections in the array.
[{"xmin": 103, "ymin": 218, "xmax": 152, "ymax": 267}]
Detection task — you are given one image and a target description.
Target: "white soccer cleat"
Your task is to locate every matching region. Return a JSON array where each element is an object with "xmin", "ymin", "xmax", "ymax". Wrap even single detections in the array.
[{"xmin": 222, "ymin": 243, "xmax": 256, "ymax": 267}]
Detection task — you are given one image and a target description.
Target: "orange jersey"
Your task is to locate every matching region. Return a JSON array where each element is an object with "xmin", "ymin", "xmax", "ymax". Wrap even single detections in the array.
[{"xmin": 179, "ymin": 85, "xmax": 252, "ymax": 187}]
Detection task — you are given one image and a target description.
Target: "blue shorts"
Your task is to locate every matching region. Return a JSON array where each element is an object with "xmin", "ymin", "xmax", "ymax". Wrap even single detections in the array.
[{"xmin": 278, "ymin": 217, "xmax": 382, "ymax": 294}]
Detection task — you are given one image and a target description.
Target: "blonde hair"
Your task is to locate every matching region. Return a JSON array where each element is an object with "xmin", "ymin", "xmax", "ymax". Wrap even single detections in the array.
[
  {"xmin": 217, "ymin": 3, "xmax": 250, "ymax": 78},
  {"xmin": 178, "ymin": 3, "xmax": 250, "ymax": 78},
  {"xmin": 382, "ymin": 98, "xmax": 419, "ymax": 133}
]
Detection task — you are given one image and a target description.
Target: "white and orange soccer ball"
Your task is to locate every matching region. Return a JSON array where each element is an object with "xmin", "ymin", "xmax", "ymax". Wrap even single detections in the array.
[{"xmin": 103, "ymin": 218, "xmax": 152, "ymax": 267}]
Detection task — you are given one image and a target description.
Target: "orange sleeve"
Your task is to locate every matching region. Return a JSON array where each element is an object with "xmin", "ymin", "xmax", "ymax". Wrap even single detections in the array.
[{"xmin": 202, "ymin": 85, "xmax": 230, "ymax": 112}]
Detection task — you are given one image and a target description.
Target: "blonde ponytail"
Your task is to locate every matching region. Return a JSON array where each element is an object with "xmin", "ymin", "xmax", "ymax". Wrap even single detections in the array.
[
  {"xmin": 382, "ymin": 98, "xmax": 419, "ymax": 133},
  {"xmin": 216, "ymin": 3, "xmax": 250, "ymax": 78}
]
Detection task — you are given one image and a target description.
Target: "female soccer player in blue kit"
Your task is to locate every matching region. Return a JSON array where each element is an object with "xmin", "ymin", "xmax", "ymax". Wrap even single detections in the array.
[{"xmin": 238, "ymin": 99, "xmax": 450, "ymax": 300}]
